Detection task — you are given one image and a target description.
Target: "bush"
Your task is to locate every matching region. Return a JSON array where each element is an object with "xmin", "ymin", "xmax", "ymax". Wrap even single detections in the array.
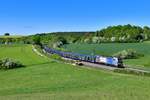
[
  {"xmin": 113, "ymin": 49, "xmax": 144, "ymax": 59},
  {"xmin": 50, "ymin": 54, "xmax": 62, "ymax": 60},
  {"xmin": 52, "ymin": 41, "xmax": 63, "ymax": 48},
  {"xmin": 0, "ymin": 58, "xmax": 24, "ymax": 70}
]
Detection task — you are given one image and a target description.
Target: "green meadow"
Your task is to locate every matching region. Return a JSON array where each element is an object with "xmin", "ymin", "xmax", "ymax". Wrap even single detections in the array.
[
  {"xmin": 0, "ymin": 35, "xmax": 23, "ymax": 38},
  {"xmin": 63, "ymin": 42, "xmax": 150, "ymax": 68},
  {"xmin": 0, "ymin": 44, "xmax": 150, "ymax": 100}
]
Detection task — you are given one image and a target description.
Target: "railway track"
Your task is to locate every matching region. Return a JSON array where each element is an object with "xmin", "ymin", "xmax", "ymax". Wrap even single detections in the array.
[
  {"xmin": 40, "ymin": 47, "xmax": 150, "ymax": 76},
  {"xmin": 81, "ymin": 62, "xmax": 150, "ymax": 76},
  {"xmin": 80, "ymin": 61, "xmax": 118, "ymax": 71},
  {"xmin": 62, "ymin": 57, "xmax": 150, "ymax": 76}
]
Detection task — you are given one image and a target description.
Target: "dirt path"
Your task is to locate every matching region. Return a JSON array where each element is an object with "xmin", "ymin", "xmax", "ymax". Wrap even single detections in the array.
[{"xmin": 32, "ymin": 45, "xmax": 45, "ymax": 57}]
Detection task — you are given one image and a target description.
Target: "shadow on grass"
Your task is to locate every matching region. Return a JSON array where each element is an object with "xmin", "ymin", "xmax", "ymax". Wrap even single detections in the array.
[{"xmin": 27, "ymin": 61, "xmax": 57, "ymax": 67}]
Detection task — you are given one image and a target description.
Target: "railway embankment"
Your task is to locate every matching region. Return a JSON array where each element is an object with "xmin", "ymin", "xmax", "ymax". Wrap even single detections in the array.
[
  {"xmin": 114, "ymin": 67, "xmax": 150, "ymax": 77},
  {"xmin": 63, "ymin": 57, "xmax": 150, "ymax": 76},
  {"xmin": 34, "ymin": 46, "xmax": 150, "ymax": 77}
]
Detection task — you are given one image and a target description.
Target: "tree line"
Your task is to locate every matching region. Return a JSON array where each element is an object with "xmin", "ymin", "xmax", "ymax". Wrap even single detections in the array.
[
  {"xmin": 31, "ymin": 24, "xmax": 150, "ymax": 48},
  {"xmin": 96, "ymin": 24, "xmax": 150, "ymax": 42},
  {"xmin": 0, "ymin": 24, "xmax": 150, "ymax": 47}
]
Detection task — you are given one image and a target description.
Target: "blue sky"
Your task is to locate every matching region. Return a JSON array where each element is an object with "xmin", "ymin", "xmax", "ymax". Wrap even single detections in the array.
[{"xmin": 0, "ymin": 0, "xmax": 150, "ymax": 35}]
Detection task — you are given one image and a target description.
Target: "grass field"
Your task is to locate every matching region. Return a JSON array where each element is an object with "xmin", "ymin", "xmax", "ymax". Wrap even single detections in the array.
[
  {"xmin": 63, "ymin": 42, "xmax": 150, "ymax": 68},
  {"xmin": 0, "ymin": 44, "xmax": 150, "ymax": 100},
  {"xmin": 0, "ymin": 44, "xmax": 49, "ymax": 66},
  {"xmin": 0, "ymin": 35, "xmax": 23, "ymax": 38}
]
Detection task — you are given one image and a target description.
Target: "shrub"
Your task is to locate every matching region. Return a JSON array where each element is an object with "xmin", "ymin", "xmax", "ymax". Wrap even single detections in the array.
[
  {"xmin": 52, "ymin": 41, "xmax": 63, "ymax": 48},
  {"xmin": 50, "ymin": 54, "xmax": 62, "ymax": 60},
  {"xmin": 113, "ymin": 49, "xmax": 144, "ymax": 59},
  {"xmin": 0, "ymin": 58, "xmax": 24, "ymax": 70},
  {"xmin": 92, "ymin": 37, "xmax": 99, "ymax": 43}
]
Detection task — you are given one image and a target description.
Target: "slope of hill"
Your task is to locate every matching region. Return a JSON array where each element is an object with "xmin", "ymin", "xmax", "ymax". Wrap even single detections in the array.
[
  {"xmin": 63, "ymin": 42, "xmax": 150, "ymax": 68},
  {"xmin": 0, "ymin": 35, "xmax": 23, "ymax": 38},
  {"xmin": 0, "ymin": 44, "xmax": 150, "ymax": 100}
]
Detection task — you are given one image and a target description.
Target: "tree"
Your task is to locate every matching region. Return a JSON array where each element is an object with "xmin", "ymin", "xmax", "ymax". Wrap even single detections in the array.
[
  {"xmin": 96, "ymin": 24, "xmax": 150, "ymax": 42},
  {"xmin": 32, "ymin": 36, "xmax": 41, "ymax": 45},
  {"xmin": 136, "ymin": 34, "xmax": 144, "ymax": 42},
  {"xmin": 4, "ymin": 33, "xmax": 10, "ymax": 36},
  {"xmin": 53, "ymin": 36, "xmax": 67, "ymax": 44},
  {"xmin": 143, "ymin": 26, "xmax": 150, "ymax": 39}
]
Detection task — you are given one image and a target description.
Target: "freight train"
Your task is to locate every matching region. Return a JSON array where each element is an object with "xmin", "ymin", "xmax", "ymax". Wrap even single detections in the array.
[{"xmin": 43, "ymin": 46, "xmax": 124, "ymax": 68}]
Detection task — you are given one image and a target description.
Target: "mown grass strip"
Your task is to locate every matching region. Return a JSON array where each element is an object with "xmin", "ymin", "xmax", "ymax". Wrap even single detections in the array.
[{"xmin": 114, "ymin": 68, "xmax": 150, "ymax": 77}]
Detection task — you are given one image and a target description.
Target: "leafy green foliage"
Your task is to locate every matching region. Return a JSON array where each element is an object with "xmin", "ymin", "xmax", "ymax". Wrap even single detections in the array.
[
  {"xmin": 28, "ymin": 32, "xmax": 95, "ymax": 46},
  {"xmin": 96, "ymin": 24, "xmax": 150, "ymax": 42},
  {"xmin": 1, "ymin": 24, "xmax": 150, "ymax": 45},
  {"xmin": 0, "ymin": 58, "xmax": 24, "ymax": 69},
  {"xmin": 113, "ymin": 49, "xmax": 144, "ymax": 59},
  {"xmin": 32, "ymin": 36, "xmax": 41, "ymax": 45},
  {"xmin": 50, "ymin": 54, "xmax": 62, "ymax": 60},
  {"xmin": 27, "ymin": 24, "xmax": 150, "ymax": 46},
  {"xmin": 4, "ymin": 33, "xmax": 10, "ymax": 36}
]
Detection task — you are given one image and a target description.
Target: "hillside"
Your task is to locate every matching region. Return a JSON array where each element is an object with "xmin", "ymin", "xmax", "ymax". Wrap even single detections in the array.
[
  {"xmin": 28, "ymin": 25, "xmax": 150, "ymax": 46},
  {"xmin": 63, "ymin": 42, "xmax": 150, "ymax": 68},
  {"xmin": 0, "ymin": 44, "xmax": 150, "ymax": 100},
  {"xmin": 0, "ymin": 35, "xmax": 23, "ymax": 38}
]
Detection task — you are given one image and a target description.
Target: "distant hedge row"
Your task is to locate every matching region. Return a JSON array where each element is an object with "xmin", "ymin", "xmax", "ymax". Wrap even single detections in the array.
[
  {"xmin": 0, "ymin": 37, "xmax": 30, "ymax": 44},
  {"xmin": 27, "ymin": 24, "xmax": 150, "ymax": 48},
  {"xmin": 1, "ymin": 24, "xmax": 150, "ymax": 46}
]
